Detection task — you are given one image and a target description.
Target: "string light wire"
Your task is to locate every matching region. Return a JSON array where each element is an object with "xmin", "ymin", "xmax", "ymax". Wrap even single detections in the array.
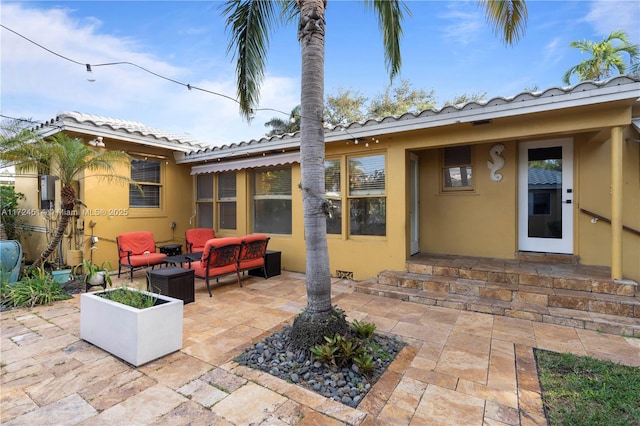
[
  {"xmin": 0, "ymin": 24, "xmax": 290, "ymax": 116},
  {"xmin": 1, "ymin": 24, "xmax": 377, "ymax": 144}
]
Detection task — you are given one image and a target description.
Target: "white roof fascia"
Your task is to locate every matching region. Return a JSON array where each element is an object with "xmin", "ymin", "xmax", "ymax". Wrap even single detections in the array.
[
  {"xmin": 176, "ymin": 137, "xmax": 302, "ymax": 164},
  {"xmin": 45, "ymin": 121, "xmax": 199, "ymax": 153}
]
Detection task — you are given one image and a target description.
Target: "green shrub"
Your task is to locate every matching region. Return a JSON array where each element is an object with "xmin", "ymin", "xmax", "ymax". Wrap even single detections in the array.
[
  {"xmin": 352, "ymin": 319, "xmax": 377, "ymax": 339},
  {"xmin": 353, "ymin": 352, "xmax": 377, "ymax": 375},
  {"xmin": 309, "ymin": 318, "xmax": 390, "ymax": 377},
  {"xmin": 2, "ymin": 266, "xmax": 69, "ymax": 308},
  {"xmin": 0, "ymin": 185, "xmax": 27, "ymax": 240}
]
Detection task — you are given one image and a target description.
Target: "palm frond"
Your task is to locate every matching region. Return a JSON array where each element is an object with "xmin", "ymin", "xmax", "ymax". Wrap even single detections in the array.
[
  {"xmin": 480, "ymin": 0, "xmax": 528, "ymax": 46},
  {"xmin": 365, "ymin": 0, "xmax": 410, "ymax": 80},
  {"xmin": 222, "ymin": 0, "xmax": 285, "ymax": 120}
]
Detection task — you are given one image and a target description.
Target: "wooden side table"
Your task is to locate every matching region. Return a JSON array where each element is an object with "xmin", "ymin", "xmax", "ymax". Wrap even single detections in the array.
[{"xmin": 148, "ymin": 267, "xmax": 195, "ymax": 304}]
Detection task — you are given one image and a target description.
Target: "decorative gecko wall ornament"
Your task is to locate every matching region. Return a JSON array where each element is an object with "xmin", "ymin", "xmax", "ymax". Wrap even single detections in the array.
[{"xmin": 487, "ymin": 143, "xmax": 506, "ymax": 182}]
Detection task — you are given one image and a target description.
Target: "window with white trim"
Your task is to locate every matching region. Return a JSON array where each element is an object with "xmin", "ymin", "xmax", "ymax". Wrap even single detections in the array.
[
  {"xmin": 325, "ymin": 159, "xmax": 342, "ymax": 234},
  {"xmin": 253, "ymin": 166, "xmax": 291, "ymax": 234},
  {"xmin": 196, "ymin": 174, "xmax": 213, "ymax": 228},
  {"xmin": 129, "ymin": 158, "xmax": 161, "ymax": 208},
  {"xmin": 348, "ymin": 154, "xmax": 386, "ymax": 236},
  {"xmin": 217, "ymin": 172, "xmax": 236, "ymax": 230},
  {"xmin": 442, "ymin": 145, "xmax": 473, "ymax": 191}
]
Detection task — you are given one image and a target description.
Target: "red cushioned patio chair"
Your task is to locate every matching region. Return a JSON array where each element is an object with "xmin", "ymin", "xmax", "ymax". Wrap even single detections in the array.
[
  {"xmin": 185, "ymin": 228, "xmax": 216, "ymax": 254},
  {"xmin": 116, "ymin": 231, "xmax": 167, "ymax": 281}
]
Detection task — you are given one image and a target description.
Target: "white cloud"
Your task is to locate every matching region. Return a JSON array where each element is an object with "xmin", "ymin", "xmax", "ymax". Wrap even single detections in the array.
[
  {"xmin": 438, "ymin": 3, "xmax": 485, "ymax": 46},
  {"xmin": 0, "ymin": 3, "xmax": 300, "ymax": 147},
  {"xmin": 584, "ymin": 0, "xmax": 640, "ymax": 42}
]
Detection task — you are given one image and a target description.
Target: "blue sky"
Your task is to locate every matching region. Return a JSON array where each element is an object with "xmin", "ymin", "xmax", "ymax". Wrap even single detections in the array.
[{"xmin": 1, "ymin": 1, "xmax": 639, "ymax": 146}]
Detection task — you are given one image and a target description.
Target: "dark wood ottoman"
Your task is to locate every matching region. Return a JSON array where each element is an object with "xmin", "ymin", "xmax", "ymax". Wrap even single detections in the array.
[{"xmin": 147, "ymin": 267, "xmax": 195, "ymax": 304}]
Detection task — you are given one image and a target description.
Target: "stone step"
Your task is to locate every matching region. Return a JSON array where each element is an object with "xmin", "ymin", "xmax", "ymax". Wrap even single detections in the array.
[
  {"xmin": 403, "ymin": 261, "xmax": 638, "ymax": 298},
  {"xmin": 354, "ymin": 281, "xmax": 640, "ymax": 337}
]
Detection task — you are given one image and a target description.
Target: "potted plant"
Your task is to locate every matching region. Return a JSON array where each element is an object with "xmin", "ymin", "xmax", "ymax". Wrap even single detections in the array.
[
  {"xmin": 74, "ymin": 259, "xmax": 113, "ymax": 290},
  {"xmin": 80, "ymin": 285, "xmax": 183, "ymax": 367}
]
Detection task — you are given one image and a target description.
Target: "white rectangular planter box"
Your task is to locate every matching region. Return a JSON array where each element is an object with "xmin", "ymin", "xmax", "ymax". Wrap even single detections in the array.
[{"xmin": 80, "ymin": 287, "xmax": 183, "ymax": 367}]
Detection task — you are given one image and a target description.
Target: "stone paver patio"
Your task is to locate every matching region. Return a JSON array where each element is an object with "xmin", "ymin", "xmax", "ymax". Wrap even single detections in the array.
[{"xmin": 2, "ymin": 270, "xmax": 639, "ymax": 425}]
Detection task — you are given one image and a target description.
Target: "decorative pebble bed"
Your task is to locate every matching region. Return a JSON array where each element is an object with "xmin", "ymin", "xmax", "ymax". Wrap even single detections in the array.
[{"xmin": 234, "ymin": 324, "xmax": 406, "ymax": 408}]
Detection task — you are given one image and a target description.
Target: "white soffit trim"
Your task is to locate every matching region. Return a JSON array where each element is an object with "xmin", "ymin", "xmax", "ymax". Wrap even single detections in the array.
[
  {"xmin": 191, "ymin": 151, "xmax": 300, "ymax": 175},
  {"xmin": 632, "ymin": 118, "xmax": 640, "ymax": 133}
]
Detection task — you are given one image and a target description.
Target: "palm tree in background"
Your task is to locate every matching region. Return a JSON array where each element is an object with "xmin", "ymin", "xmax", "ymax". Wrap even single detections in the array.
[
  {"xmin": 0, "ymin": 127, "xmax": 133, "ymax": 268},
  {"xmin": 223, "ymin": 0, "xmax": 527, "ymax": 347},
  {"xmin": 265, "ymin": 105, "xmax": 301, "ymax": 136},
  {"xmin": 562, "ymin": 30, "xmax": 639, "ymax": 85}
]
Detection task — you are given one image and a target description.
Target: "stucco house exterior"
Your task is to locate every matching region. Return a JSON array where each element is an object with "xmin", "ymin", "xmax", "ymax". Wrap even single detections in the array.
[{"xmin": 12, "ymin": 75, "xmax": 640, "ymax": 285}]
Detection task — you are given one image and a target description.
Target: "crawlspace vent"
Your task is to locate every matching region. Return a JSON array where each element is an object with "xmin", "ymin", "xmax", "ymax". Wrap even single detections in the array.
[{"xmin": 335, "ymin": 270, "xmax": 354, "ymax": 280}]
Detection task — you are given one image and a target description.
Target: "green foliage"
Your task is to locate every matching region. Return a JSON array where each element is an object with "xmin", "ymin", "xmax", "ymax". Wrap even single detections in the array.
[
  {"xmin": 1, "ymin": 266, "xmax": 70, "ymax": 308},
  {"xmin": 536, "ymin": 349, "xmax": 640, "ymax": 425},
  {"xmin": 73, "ymin": 259, "xmax": 113, "ymax": 286},
  {"xmin": 265, "ymin": 105, "xmax": 301, "ymax": 136},
  {"xmin": 97, "ymin": 287, "xmax": 157, "ymax": 309},
  {"xmin": 309, "ymin": 318, "xmax": 390, "ymax": 377},
  {"xmin": 0, "ymin": 186, "xmax": 28, "ymax": 240},
  {"xmin": 309, "ymin": 339, "xmax": 339, "ymax": 365},
  {"xmin": 563, "ymin": 30, "xmax": 640, "ymax": 84},
  {"xmin": 324, "ymin": 87, "xmax": 368, "ymax": 126},
  {"xmin": 367, "ymin": 80, "xmax": 436, "ymax": 119},
  {"xmin": 352, "ymin": 319, "xmax": 377, "ymax": 339},
  {"xmin": 353, "ymin": 352, "xmax": 376, "ymax": 375}
]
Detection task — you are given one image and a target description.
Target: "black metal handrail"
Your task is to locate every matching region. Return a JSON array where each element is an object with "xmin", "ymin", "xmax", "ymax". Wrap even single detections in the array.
[{"xmin": 580, "ymin": 208, "xmax": 640, "ymax": 237}]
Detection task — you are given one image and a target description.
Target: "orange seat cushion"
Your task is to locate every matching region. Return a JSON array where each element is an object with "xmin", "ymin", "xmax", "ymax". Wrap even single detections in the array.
[
  {"xmin": 118, "ymin": 231, "xmax": 159, "ymax": 259},
  {"xmin": 185, "ymin": 228, "xmax": 215, "ymax": 253}
]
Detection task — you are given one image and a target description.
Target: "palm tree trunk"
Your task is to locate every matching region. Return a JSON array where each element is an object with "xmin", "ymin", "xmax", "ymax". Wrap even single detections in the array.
[
  {"xmin": 32, "ymin": 185, "xmax": 76, "ymax": 268},
  {"xmin": 298, "ymin": 0, "xmax": 332, "ymax": 317}
]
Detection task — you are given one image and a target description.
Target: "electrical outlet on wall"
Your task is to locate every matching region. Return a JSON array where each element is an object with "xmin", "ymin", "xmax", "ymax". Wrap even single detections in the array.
[{"xmin": 170, "ymin": 221, "xmax": 176, "ymax": 229}]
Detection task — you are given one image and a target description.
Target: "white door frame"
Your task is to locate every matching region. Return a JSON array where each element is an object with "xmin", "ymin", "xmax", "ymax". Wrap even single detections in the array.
[
  {"xmin": 518, "ymin": 138, "xmax": 574, "ymax": 254},
  {"xmin": 410, "ymin": 153, "xmax": 420, "ymax": 255}
]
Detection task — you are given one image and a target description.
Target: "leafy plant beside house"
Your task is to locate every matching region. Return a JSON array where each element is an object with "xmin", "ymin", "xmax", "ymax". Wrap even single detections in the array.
[
  {"xmin": 0, "ymin": 265, "xmax": 70, "ymax": 309},
  {"xmin": 0, "ymin": 185, "xmax": 28, "ymax": 240}
]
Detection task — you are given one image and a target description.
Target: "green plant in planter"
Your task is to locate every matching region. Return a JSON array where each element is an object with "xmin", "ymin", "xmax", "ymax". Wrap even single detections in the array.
[
  {"xmin": 97, "ymin": 286, "xmax": 157, "ymax": 309},
  {"xmin": 74, "ymin": 259, "xmax": 112, "ymax": 287}
]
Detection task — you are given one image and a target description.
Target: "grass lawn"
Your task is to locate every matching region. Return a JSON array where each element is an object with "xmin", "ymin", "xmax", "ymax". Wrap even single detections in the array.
[{"xmin": 535, "ymin": 349, "xmax": 640, "ymax": 426}]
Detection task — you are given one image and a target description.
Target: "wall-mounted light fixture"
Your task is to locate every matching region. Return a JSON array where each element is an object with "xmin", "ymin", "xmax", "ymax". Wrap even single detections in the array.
[{"xmin": 88, "ymin": 136, "xmax": 105, "ymax": 147}]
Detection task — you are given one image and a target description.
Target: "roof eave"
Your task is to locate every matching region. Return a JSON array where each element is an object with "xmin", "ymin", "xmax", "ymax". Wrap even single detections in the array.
[{"xmin": 178, "ymin": 78, "xmax": 640, "ymax": 164}]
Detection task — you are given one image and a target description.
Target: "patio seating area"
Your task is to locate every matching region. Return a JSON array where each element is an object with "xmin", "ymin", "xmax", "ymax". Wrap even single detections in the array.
[{"xmin": 2, "ymin": 269, "xmax": 638, "ymax": 425}]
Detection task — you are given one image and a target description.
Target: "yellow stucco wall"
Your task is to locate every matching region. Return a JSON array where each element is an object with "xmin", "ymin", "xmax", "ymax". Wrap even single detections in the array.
[
  {"xmin": 576, "ymin": 129, "xmax": 640, "ymax": 281},
  {"xmin": 419, "ymin": 141, "xmax": 518, "ymax": 259},
  {"xmin": 14, "ymin": 139, "xmax": 194, "ymax": 273},
  {"xmin": 12, "ymin": 99, "xmax": 640, "ymax": 283}
]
